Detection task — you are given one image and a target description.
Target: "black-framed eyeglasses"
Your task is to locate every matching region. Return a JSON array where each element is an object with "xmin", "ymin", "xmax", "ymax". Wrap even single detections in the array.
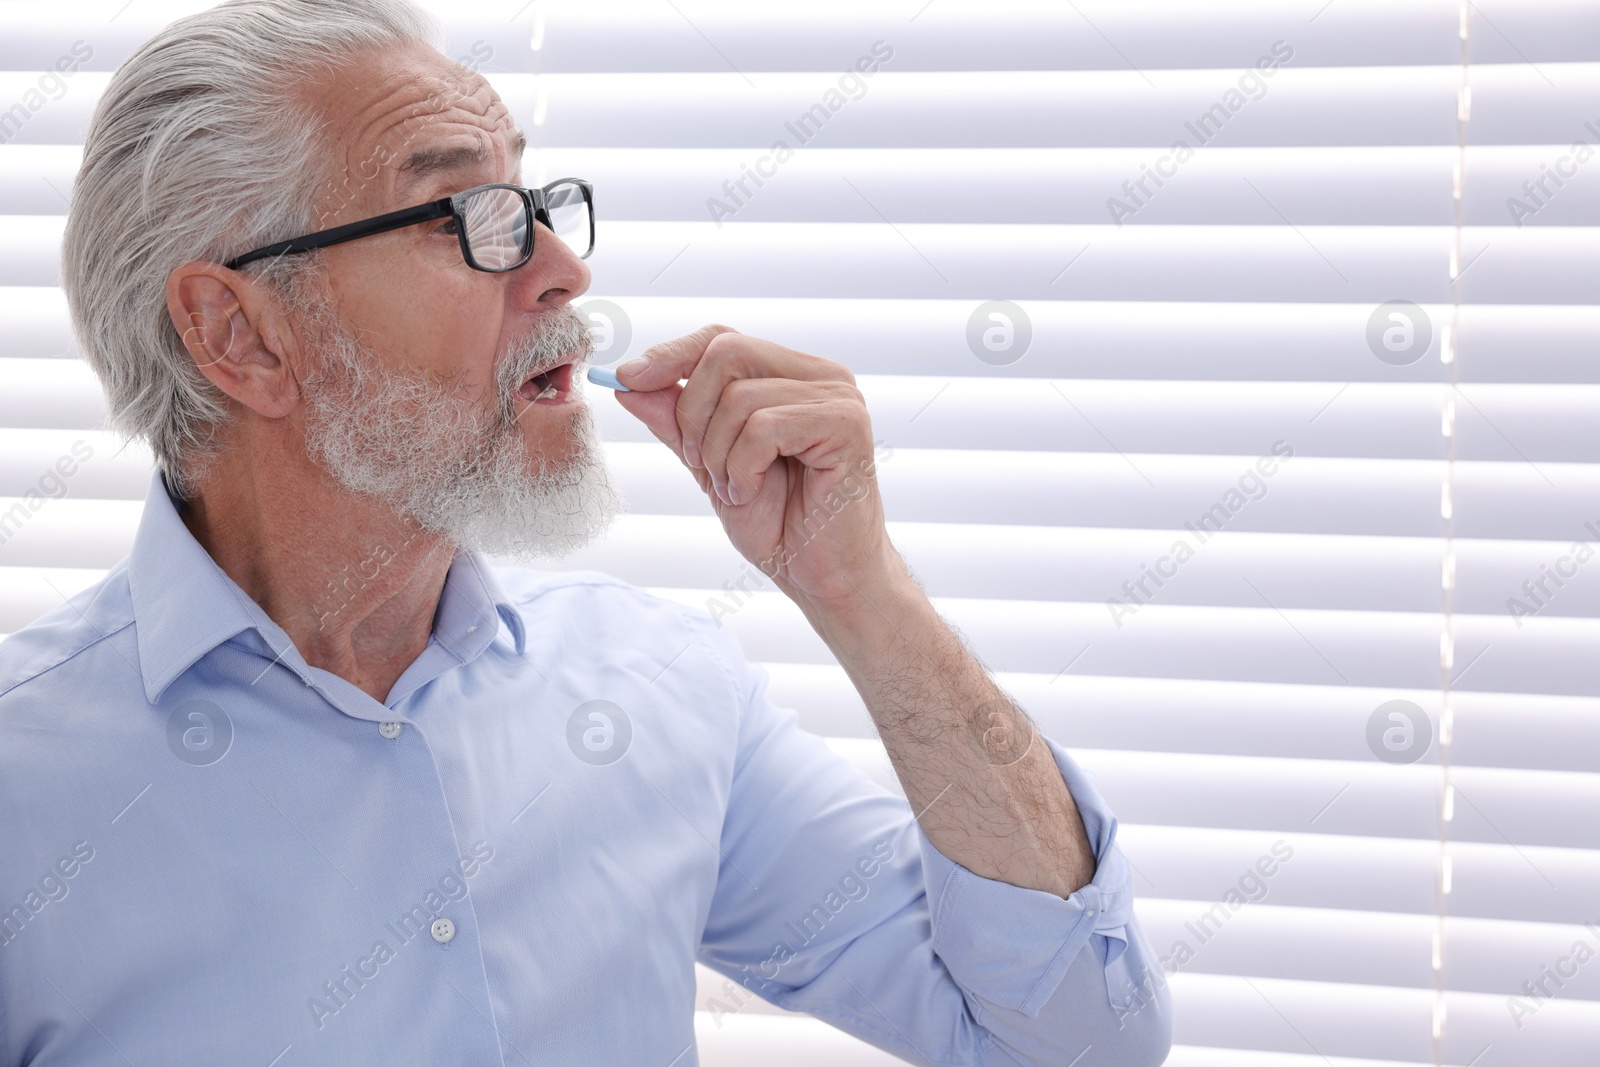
[{"xmin": 223, "ymin": 177, "xmax": 594, "ymax": 273}]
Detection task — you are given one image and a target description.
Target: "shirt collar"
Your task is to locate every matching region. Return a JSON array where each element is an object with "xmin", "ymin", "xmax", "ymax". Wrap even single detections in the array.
[
  {"xmin": 430, "ymin": 550, "xmax": 528, "ymax": 664},
  {"xmin": 127, "ymin": 469, "xmax": 526, "ymax": 704}
]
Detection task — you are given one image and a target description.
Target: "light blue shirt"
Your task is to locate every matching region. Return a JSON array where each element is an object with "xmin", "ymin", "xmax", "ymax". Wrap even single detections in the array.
[{"xmin": 0, "ymin": 471, "xmax": 1170, "ymax": 1066}]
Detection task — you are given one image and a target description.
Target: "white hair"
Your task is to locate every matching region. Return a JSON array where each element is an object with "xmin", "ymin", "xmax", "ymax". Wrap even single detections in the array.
[
  {"xmin": 296, "ymin": 293, "xmax": 621, "ymax": 562},
  {"xmin": 60, "ymin": 0, "xmax": 445, "ymax": 498}
]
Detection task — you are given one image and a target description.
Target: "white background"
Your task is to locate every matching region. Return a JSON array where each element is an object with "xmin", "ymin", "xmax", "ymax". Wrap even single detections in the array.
[{"xmin": 2, "ymin": 1, "xmax": 1598, "ymax": 1064}]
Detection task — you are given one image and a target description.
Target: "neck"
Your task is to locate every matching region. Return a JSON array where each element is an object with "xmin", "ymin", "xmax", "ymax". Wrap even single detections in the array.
[{"xmin": 177, "ymin": 441, "xmax": 457, "ymax": 702}]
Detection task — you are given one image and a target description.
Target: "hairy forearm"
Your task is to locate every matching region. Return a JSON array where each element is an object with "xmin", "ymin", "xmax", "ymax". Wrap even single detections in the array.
[{"xmin": 797, "ymin": 569, "xmax": 1097, "ymax": 898}]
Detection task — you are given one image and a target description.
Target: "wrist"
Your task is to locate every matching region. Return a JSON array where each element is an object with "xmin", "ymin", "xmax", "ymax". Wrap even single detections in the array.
[{"xmin": 789, "ymin": 555, "xmax": 930, "ymax": 648}]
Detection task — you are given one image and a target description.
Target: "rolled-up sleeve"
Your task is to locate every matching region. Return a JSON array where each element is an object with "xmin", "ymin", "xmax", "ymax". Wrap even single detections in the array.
[
  {"xmin": 912, "ymin": 735, "xmax": 1173, "ymax": 1065},
  {"xmin": 694, "ymin": 627, "xmax": 1172, "ymax": 1067}
]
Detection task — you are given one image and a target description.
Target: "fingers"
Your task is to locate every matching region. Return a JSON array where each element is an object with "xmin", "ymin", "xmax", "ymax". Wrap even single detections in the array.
[
  {"xmin": 673, "ymin": 333, "xmax": 853, "ymax": 470},
  {"xmin": 613, "ymin": 385, "xmax": 717, "ymax": 498},
  {"xmin": 609, "ymin": 324, "xmax": 865, "ymax": 507},
  {"xmin": 697, "ymin": 378, "xmax": 861, "ymax": 504},
  {"xmin": 722, "ymin": 400, "xmax": 873, "ymax": 507},
  {"xmin": 612, "ymin": 380, "xmax": 689, "ymax": 462},
  {"xmin": 614, "ymin": 322, "xmax": 737, "ymax": 393}
]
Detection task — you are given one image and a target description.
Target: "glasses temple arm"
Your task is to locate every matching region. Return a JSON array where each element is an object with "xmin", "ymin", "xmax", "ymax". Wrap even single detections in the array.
[{"xmin": 225, "ymin": 197, "xmax": 454, "ymax": 270}]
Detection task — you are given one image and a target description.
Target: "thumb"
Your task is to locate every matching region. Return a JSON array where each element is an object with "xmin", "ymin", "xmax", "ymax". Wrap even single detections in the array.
[
  {"xmin": 613, "ymin": 382, "xmax": 687, "ymax": 462},
  {"xmin": 616, "ymin": 322, "xmax": 738, "ymax": 391}
]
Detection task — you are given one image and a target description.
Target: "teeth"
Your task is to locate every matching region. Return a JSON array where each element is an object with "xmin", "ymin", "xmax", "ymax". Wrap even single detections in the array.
[{"xmin": 534, "ymin": 384, "xmax": 560, "ymax": 400}]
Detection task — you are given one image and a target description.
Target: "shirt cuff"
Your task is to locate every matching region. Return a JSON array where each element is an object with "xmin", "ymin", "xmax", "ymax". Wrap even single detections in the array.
[{"xmin": 914, "ymin": 734, "xmax": 1135, "ymax": 1018}]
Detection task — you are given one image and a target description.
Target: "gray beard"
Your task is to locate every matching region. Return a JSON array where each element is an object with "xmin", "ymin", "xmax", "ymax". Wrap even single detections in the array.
[{"xmin": 296, "ymin": 299, "xmax": 621, "ymax": 563}]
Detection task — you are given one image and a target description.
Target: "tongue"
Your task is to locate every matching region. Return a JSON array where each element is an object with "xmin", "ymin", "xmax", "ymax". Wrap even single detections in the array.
[{"xmin": 519, "ymin": 371, "xmax": 552, "ymax": 401}]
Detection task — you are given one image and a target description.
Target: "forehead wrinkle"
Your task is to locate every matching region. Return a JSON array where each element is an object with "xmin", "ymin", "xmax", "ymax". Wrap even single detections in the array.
[
  {"xmin": 316, "ymin": 52, "xmax": 517, "ymax": 216},
  {"xmin": 396, "ymin": 127, "xmax": 528, "ymax": 188},
  {"xmin": 389, "ymin": 131, "xmax": 516, "ymax": 206},
  {"xmin": 375, "ymin": 107, "xmax": 517, "ymax": 202}
]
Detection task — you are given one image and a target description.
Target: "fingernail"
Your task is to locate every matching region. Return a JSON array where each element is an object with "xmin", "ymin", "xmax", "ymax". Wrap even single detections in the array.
[
  {"xmin": 727, "ymin": 481, "xmax": 743, "ymax": 505},
  {"xmin": 617, "ymin": 356, "xmax": 650, "ymax": 378}
]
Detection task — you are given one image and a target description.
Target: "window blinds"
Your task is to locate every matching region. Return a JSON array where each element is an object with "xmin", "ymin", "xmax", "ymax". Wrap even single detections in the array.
[{"xmin": 2, "ymin": 1, "xmax": 1597, "ymax": 1065}]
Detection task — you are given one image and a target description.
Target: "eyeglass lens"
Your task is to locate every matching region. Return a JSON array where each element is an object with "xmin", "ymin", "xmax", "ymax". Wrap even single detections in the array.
[
  {"xmin": 460, "ymin": 187, "xmax": 530, "ymax": 270},
  {"xmin": 542, "ymin": 182, "xmax": 592, "ymax": 258},
  {"xmin": 460, "ymin": 183, "xmax": 590, "ymax": 269}
]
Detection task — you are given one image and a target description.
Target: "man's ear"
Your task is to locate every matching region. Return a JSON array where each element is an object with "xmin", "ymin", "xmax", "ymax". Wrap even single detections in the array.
[{"xmin": 165, "ymin": 261, "xmax": 304, "ymax": 420}]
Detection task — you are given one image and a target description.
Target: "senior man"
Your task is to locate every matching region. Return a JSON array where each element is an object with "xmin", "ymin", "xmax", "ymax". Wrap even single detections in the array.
[{"xmin": 0, "ymin": 1, "xmax": 1170, "ymax": 1064}]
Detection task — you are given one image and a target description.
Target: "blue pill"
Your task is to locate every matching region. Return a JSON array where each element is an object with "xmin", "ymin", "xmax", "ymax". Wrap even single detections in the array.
[{"xmin": 585, "ymin": 364, "xmax": 631, "ymax": 392}]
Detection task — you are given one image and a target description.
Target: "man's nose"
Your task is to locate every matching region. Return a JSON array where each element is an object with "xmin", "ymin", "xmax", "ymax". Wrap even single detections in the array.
[{"xmin": 509, "ymin": 219, "xmax": 592, "ymax": 311}]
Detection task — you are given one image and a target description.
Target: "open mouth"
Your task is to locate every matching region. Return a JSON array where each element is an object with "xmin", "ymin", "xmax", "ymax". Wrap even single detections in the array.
[{"xmin": 516, "ymin": 360, "xmax": 578, "ymax": 406}]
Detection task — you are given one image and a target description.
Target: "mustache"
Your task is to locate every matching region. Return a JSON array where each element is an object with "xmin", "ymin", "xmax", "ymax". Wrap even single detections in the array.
[{"xmin": 496, "ymin": 306, "xmax": 594, "ymax": 397}]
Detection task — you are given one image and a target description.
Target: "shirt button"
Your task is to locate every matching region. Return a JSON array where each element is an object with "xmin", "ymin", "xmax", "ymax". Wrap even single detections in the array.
[
  {"xmin": 430, "ymin": 917, "xmax": 455, "ymax": 944},
  {"xmin": 378, "ymin": 721, "xmax": 404, "ymax": 740}
]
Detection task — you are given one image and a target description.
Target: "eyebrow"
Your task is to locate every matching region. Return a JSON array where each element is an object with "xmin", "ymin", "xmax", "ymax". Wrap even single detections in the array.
[{"xmin": 397, "ymin": 130, "xmax": 529, "ymax": 195}]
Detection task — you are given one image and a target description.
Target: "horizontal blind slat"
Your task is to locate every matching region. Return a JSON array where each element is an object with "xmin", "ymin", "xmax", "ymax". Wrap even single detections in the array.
[
  {"xmin": 759, "ymin": 662, "xmax": 1600, "ymax": 773},
  {"xmin": 4, "ymin": 1, "xmax": 1593, "ymax": 76},
  {"xmin": 0, "ymin": 3, "xmax": 533, "ymax": 73},
  {"xmin": 8, "ymin": 430, "xmax": 1600, "ymax": 541},
  {"xmin": 12, "ymin": 144, "xmax": 1600, "ymax": 229},
  {"xmin": 7, "ymin": 67, "xmax": 1599, "ymax": 149},
  {"xmin": 818, "ymin": 736, "xmax": 1595, "ymax": 849},
  {"xmin": 531, "ymin": 0, "xmax": 1596, "ymax": 73},
  {"xmin": 18, "ymin": 354, "xmax": 1600, "ymax": 464},
  {"xmin": 529, "ymin": 67, "xmax": 1597, "ymax": 148},
  {"xmin": 1167, "ymin": 971, "xmax": 1600, "ymax": 1064},
  {"xmin": 11, "ymin": 291, "xmax": 1600, "ymax": 383}
]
